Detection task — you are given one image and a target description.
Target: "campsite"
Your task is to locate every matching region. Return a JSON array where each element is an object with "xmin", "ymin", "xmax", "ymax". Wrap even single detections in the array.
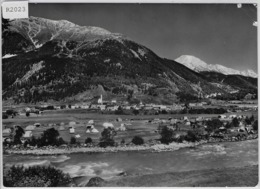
[{"xmin": 2, "ymin": 106, "xmax": 258, "ymax": 145}]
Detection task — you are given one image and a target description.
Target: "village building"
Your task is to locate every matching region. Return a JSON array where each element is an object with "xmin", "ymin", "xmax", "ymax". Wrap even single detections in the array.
[{"xmin": 97, "ymin": 105, "xmax": 106, "ymax": 110}]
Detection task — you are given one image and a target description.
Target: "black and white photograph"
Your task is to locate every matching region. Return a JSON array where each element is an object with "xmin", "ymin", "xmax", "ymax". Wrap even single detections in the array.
[{"xmin": 1, "ymin": 1, "xmax": 258, "ymax": 187}]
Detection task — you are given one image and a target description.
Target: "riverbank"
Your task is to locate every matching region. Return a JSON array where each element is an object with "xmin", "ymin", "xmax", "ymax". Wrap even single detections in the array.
[
  {"xmin": 102, "ymin": 165, "xmax": 258, "ymax": 187},
  {"xmin": 4, "ymin": 140, "xmax": 208, "ymax": 155},
  {"xmin": 4, "ymin": 134, "xmax": 258, "ymax": 155}
]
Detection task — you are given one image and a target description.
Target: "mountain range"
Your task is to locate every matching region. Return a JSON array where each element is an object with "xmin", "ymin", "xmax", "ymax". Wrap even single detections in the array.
[
  {"xmin": 2, "ymin": 17, "xmax": 257, "ymax": 104},
  {"xmin": 175, "ymin": 55, "xmax": 257, "ymax": 78}
]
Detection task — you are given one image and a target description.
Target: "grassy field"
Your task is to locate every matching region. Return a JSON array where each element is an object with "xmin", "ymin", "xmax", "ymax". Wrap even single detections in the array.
[
  {"xmin": 2, "ymin": 109, "xmax": 258, "ymax": 144},
  {"xmin": 103, "ymin": 165, "xmax": 258, "ymax": 187}
]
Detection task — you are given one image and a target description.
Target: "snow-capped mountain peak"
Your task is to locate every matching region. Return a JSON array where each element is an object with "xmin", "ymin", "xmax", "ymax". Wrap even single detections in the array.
[{"xmin": 175, "ymin": 55, "xmax": 257, "ymax": 78}]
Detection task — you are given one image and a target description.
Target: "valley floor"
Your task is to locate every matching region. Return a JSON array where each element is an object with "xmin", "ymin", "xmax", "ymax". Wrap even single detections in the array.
[{"xmin": 103, "ymin": 165, "xmax": 259, "ymax": 187}]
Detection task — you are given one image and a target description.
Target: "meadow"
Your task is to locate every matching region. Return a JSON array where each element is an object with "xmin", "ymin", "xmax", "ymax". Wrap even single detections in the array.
[{"xmin": 2, "ymin": 109, "xmax": 258, "ymax": 144}]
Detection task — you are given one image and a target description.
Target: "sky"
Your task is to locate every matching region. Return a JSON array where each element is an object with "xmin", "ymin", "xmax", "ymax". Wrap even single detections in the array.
[{"xmin": 29, "ymin": 3, "xmax": 257, "ymax": 72}]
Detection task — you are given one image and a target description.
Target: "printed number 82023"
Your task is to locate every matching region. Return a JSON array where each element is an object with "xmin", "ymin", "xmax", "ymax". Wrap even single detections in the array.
[{"xmin": 6, "ymin": 6, "xmax": 26, "ymax": 12}]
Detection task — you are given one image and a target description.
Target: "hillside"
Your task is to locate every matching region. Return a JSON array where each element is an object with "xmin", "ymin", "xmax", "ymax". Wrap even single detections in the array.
[{"xmin": 200, "ymin": 71, "xmax": 257, "ymax": 94}]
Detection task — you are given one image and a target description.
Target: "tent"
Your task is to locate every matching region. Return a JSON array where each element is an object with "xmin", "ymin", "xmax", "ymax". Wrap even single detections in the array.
[
  {"xmin": 185, "ymin": 121, "xmax": 191, "ymax": 126},
  {"xmin": 116, "ymin": 117, "xmax": 122, "ymax": 122},
  {"xmin": 103, "ymin": 122, "xmax": 114, "ymax": 128},
  {"xmin": 3, "ymin": 137, "xmax": 11, "ymax": 143},
  {"xmin": 75, "ymin": 134, "xmax": 81, "ymax": 138},
  {"xmin": 69, "ymin": 127, "xmax": 75, "ymax": 134},
  {"xmin": 88, "ymin": 120, "xmax": 94, "ymax": 124},
  {"xmin": 3, "ymin": 128, "xmax": 12, "ymax": 134},
  {"xmin": 25, "ymin": 125, "xmax": 36, "ymax": 131},
  {"xmin": 183, "ymin": 116, "xmax": 189, "ymax": 121},
  {"xmin": 59, "ymin": 125, "xmax": 65, "ymax": 131},
  {"xmin": 69, "ymin": 121, "xmax": 76, "ymax": 127},
  {"xmin": 170, "ymin": 119, "xmax": 177, "ymax": 125},
  {"xmin": 86, "ymin": 129, "xmax": 91, "ymax": 133},
  {"xmin": 3, "ymin": 129, "xmax": 12, "ymax": 137},
  {"xmin": 91, "ymin": 128, "xmax": 99, "ymax": 133},
  {"xmin": 23, "ymin": 131, "xmax": 32, "ymax": 138},
  {"xmin": 119, "ymin": 123, "xmax": 126, "ymax": 131}
]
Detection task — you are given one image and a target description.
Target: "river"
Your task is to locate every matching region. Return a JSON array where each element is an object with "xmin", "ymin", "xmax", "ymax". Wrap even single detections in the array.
[{"xmin": 3, "ymin": 139, "xmax": 258, "ymax": 186}]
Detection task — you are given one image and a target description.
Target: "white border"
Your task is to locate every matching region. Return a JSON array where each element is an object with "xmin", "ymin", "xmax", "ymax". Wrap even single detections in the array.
[{"xmin": 0, "ymin": 1, "xmax": 259, "ymax": 189}]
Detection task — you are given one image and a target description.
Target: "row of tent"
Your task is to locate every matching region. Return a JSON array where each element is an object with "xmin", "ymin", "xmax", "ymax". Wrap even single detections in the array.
[{"xmin": 3, "ymin": 121, "xmax": 127, "ymax": 138}]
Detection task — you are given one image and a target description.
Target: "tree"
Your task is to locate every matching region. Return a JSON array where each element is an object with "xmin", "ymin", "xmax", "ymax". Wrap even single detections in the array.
[
  {"xmin": 115, "ymin": 106, "xmax": 125, "ymax": 115},
  {"xmin": 29, "ymin": 136, "xmax": 38, "ymax": 146},
  {"xmin": 120, "ymin": 139, "xmax": 125, "ymax": 145},
  {"xmin": 26, "ymin": 112, "xmax": 30, "ymax": 117},
  {"xmin": 13, "ymin": 126, "xmax": 25, "ymax": 145},
  {"xmin": 245, "ymin": 116, "xmax": 251, "ymax": 125},
  {"xmin": 252, "ymin": 120, "xmax": 258, "ymax": 131},
  {"xmin": 127, "ymin": 90, "xmax": 134, "ymax": 100},
  {"xmin": 250, "ymin": 115, "xmax": 255, "ymax": 123},
  {"xmin": 132, "ymin": 136, "xmax": 144, "ymax": 145},
  {"xmin": 2, "ymin": 113, "xmax": 8, "ymax": 119},
  {"xmin": 39, "ymin": 128, "xmax": 59, "ymax": 146},
  {"xmin": 85, "ymin": 137, "xmax": 92, "ymax": 144},
  {"xmin": 159, "ymin": 126, "xmax": 174, "ymax": 144},
  {"xmin": 70, "ymin": 137, "xmax": 76, "ymax": 145},
  {"xmin": 133, "ymin": 109, "xmax": 139, "ymax": 115},
  {"xmin": 99, "ymin": 128, "xmax": 117, "ymax": 147},
  {"xmin": 231, "ymin": 117, "xmax": 239, "ymax": 127}
]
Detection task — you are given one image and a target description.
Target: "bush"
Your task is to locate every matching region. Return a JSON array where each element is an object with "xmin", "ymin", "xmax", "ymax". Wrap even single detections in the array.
[
  {"xmin": 2, "ymin": 113, "xmax": 8, "ymax": 119},
  {"xmin": 161, "ymin": 110, "xmax": 168, "ymax": 114},
  {"xmin": 185, "ymin": 130, "xmax": 199, "ymax": 142},
  {"xmin": 57, "ymin": 137, "xmax": 66, "ymax": 146},
  {"xmin": 159, "ymin": 126, "xmax": 174, "ymax": 144},
  {"xmin": 3, "ymin": 165, "xmax": 71, "ymax": 187},
  {"xmin": 132, "ymin": 136, "xmax": 144, "ymax": 145},
  {"xmin": 205, "ymin": 119, "xmax": 223, "ymax": 132},
  {"xmin": 26, "ymin": 112, "xmax": 30, "ymax": 117},
  {"xmin": 85, "ymin": 137, "xmax": 92, "ymax": 144},
  {"xmin": 70, "ymin": 137, "xmax": 76, "ymax": 145}
]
